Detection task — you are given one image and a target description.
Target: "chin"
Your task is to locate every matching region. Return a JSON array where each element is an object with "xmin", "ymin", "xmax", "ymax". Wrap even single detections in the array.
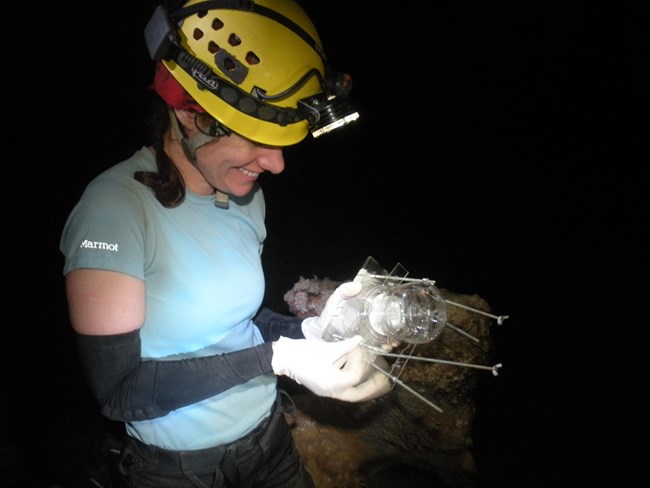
[{"xmin": 229, "ymin": 184, "xmax": 256, "ymax": 197}]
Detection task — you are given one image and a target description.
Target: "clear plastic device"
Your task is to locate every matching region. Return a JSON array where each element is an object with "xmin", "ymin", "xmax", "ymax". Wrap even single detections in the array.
[
  {"xmin": 322, "ymin": 257, "xmax": 448, "ymax": 346},
  {"xmin": 322, "ymin": 256, "xmax": 507, "ymax": 412}
]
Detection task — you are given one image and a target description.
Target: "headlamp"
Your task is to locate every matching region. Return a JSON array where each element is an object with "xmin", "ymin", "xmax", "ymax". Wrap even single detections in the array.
[
  {"xmin": 301, "ymin": 93, "xmax": 360, "ymax": 138},
  {"xmin": 253, "ymin": 68, "xmax": 359, "ymax": 138}
]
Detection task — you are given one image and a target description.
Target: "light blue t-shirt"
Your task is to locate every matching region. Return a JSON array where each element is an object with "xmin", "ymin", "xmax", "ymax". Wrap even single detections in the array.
[{"xmin": 60, "ymin": 147, "xmax": 277, "ymax": 449}]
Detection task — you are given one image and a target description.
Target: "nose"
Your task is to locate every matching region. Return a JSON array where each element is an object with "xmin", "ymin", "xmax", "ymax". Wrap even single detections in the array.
[{"xmin": 257, "ymin": 148, "xmax": 285, "ymax": 174}]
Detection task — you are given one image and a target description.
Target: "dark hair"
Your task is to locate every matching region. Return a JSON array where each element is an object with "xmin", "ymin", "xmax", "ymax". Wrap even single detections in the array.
[{"xmin": 133, "ymin": 94, "xmax": 187, "ymax": 208}]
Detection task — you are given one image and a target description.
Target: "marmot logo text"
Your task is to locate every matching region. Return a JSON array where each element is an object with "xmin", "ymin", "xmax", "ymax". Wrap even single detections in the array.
[{"xmin": 80, "ymin": 239, "xmax": 119, "ymax": 251}]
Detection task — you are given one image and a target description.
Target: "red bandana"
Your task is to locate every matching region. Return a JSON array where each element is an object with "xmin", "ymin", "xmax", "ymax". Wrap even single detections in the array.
[{"xmin": 151, "ymin": 62, "xmax": 205, "ymax": 112}]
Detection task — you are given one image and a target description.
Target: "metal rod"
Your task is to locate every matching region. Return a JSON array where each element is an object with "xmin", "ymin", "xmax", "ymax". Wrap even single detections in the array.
[
  {"xmin": 363, "ymin": 344, "xmax": 503, "ymax": 375},
  {"xmin": 369, "ymin": 274, "xmax": 435, "ymax": 285},
  {"xmin": 370, "ymin": 362, "xmax": 443, "ymax": 412},
  {"xmin": 445, "ymin": 299, "xmax": 509, "ymax": 324},
  {"xmin": 445, "ymin": 321, "xmax": 479, "ymax": 342}
]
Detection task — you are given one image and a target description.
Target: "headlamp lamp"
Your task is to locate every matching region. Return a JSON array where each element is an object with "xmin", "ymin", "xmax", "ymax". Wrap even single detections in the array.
[
  {"xmin": 302, "ymin": 92, "xmax": 360, "ymax": 138},
  {"xmin": 251, "ymin": 68, "xmax": 360, "ymax": 138}
]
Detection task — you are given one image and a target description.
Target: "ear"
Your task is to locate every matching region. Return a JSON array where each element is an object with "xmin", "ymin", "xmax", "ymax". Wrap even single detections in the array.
[{"xmin": 173, "ymin": 109, "xmax": 197, "ymax": 134}]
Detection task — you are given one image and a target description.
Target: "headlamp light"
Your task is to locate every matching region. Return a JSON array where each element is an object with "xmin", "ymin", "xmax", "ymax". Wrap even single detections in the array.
[
  {"xmin": 300, "ymin": 93, "xmax": 360, "ymax": 138},
  {"xmin": 292, "ymin": 70, "xmax": 360, "ymax": 137}
]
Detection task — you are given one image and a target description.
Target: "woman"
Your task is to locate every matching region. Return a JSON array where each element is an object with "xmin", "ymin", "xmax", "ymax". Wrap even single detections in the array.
[{"xmin": 60, "ymin": 1, "xmax": 390, "ymax": 486}]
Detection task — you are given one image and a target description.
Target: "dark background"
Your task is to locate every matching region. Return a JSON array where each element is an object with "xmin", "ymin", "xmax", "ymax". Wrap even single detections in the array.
[{"xmin": 7, "ymin": 1, "xmax": 646, "ymax": 487}]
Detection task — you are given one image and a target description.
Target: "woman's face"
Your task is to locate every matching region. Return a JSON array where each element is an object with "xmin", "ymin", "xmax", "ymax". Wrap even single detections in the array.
[{"xmin": 194, "ymin": 131, "xmax": 285, "ymax": 198}]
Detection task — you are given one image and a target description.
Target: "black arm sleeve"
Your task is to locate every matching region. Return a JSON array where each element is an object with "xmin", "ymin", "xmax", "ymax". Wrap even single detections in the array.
[
  {"xmin": 75, "ymin": 330, "xmax": 273, "ymax": 422},
  {"xmin": 253, "ymin": 307, "xmax": 305, "ymax": 341}
]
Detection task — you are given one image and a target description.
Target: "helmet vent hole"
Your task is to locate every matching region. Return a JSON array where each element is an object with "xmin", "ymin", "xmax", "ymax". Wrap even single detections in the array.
[
  {"xmin": 246, "ymin": 52, "xmax": 260, "ymax": 65},
  {"xmin": 212, "ymin": 18, "xmax": 224, "ymax": 30},
  {"xmin": 208, "ymin": 40, "xmax": 220, "ymax": 54},
  {"xmin": 228, "ymin": 33, "xmax": 242, "ymax": 46},
  {"xmin": 223, "ymin": 57, "xmax": 237, "ymax": 72},
  {"xmin": 192, "ymin": 28, "xmax": 204, "ymax": 41}
]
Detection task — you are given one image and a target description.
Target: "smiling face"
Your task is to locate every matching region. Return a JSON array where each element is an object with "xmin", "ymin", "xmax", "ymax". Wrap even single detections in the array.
[
  {"xmin": 172, "ymin": 108, "xmax": 286, "ymax": 197},
  {"xmin": 194, "ymin": 133, "xmax": 286, "ymax": 197}
]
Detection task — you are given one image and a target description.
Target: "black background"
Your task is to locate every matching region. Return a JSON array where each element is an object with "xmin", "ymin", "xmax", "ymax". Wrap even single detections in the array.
[{"xmin": 7, "ymin": 1, "xmax": 646, "ymax": 487}]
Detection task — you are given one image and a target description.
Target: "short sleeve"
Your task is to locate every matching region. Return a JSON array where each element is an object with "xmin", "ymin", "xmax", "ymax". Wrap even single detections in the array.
[{"xmin": 60, "ymin": 174, "xmax": 148, "ymax": 280}]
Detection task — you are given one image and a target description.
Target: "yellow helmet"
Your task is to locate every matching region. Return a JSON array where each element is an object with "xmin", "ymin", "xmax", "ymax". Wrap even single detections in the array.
[{"xmin": 144, "ymin": 0, "xmax": 358, "ymax": 146}]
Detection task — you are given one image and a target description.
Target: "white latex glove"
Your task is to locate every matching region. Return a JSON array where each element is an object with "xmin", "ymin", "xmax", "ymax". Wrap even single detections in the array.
[
  {"xmin": 335, "ymin": 345, "xmax": 392, "ymax": 402},
  {"xmin": 301, "ymin": 281, "xmax": 363, "ymax": 341},
  {"xmin": 271, "ymin": 335, "xmax": 390, "ymax": 402}
]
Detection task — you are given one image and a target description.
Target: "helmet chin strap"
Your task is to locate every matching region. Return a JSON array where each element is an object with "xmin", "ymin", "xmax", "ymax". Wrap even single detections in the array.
[{"xmin": 168, "ymin": 108, "xmax": 230, "ymax": 209}]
